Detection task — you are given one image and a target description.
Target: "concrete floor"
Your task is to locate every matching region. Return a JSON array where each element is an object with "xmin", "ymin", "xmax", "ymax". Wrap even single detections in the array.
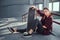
[{"xmin": 0, "ymin": 18, "xmax": 60, "ymax": 40}]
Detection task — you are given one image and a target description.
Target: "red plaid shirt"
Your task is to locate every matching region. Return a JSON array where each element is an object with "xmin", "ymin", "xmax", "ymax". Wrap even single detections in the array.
[{"xmin": 37, "ymin": 10, "xmax": 52, "ymax": 35}]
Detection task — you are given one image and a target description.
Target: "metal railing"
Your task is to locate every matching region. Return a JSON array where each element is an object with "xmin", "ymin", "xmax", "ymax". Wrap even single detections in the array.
[{"xmin": 22, "ymin": 12, "xmax": 60, "ymax": 25}]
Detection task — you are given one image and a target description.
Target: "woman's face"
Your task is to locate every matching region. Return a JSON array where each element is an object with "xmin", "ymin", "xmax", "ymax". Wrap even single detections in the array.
[{"xmin": 43, "ymin": 9, "xmax": 50, "ymax": 16}]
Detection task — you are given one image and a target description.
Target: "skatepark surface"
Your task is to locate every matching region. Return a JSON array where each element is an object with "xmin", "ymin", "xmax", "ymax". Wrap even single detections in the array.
[{"xmin": 0, "ymin": 18, "xmax": 60, "ymax": 40}]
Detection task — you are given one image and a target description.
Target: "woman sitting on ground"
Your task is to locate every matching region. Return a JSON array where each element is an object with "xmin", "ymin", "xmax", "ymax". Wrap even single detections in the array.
[{"xmin": 7, "ymin": 7, "xmax": 52, "ymax": 37}]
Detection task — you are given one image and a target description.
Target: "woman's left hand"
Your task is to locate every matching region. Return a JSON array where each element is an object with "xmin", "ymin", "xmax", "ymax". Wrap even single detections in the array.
[{"xmin": 43, "ymin": 26, "xmax": 47, "ymax": 29}]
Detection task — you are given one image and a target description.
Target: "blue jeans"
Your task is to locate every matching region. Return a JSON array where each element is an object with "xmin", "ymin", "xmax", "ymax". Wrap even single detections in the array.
[{"xmin": 17, "ymin": 19, "xmax": 44, "ymax": 33}]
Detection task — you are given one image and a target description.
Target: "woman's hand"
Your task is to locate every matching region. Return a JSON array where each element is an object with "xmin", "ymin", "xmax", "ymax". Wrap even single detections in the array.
[{"xmin": 43, "ymin": 26, "xmax": 47, "ymax": 29}]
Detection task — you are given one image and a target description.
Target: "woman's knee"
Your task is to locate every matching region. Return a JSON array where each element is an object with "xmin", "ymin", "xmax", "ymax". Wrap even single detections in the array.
[{"xmin": 34, "ymin": 19, "xmax": 39, "ymax": 22}]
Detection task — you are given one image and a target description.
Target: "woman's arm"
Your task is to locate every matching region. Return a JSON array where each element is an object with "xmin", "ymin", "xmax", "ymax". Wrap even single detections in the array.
[
  {"xmin": 37, "ymin": 10, "xmax": 44, "ymax": 17},
  {"xmin": 43, "ymin": 17, "xmax": 52, "ymax": 29}
]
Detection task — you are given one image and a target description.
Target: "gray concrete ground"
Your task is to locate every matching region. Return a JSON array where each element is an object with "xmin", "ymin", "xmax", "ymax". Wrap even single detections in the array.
[{"xmin": 0, "ymin": 18, "xmax": 60, "ymax": 40}]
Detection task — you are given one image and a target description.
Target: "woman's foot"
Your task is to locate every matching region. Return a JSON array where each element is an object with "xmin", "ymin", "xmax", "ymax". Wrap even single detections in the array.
[
  {"xmin": 7, "ymin": 27, "xmax": 19, "ymax": 33},
  {"xmin": 23, "ymin": 32, "xmax": 32, "ymax": 37},
  {"xmin": 23, "ymin": 29, "xmax": 33, "ymax": 37},
  {"xmin": 7, "ymin": 27, "xmax": 14, "ymax": 33}
]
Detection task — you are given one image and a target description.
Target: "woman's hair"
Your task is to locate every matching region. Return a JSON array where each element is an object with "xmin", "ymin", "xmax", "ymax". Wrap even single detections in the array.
[
  {"xmin": 43, "ymin": 7, "xmax": 49, "ymax": 11},
  {"xmin": 43, "ymin": 7, "xmax": 52, "ymax": 16}
]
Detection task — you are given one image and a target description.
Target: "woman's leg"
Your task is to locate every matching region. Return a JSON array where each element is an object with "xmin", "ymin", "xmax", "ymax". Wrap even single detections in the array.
[
  {"xmin": 26, "ymin": 19, "xmax": 41, "ymax": 34},
  {"xmin": 16, "ymin": 29, "xmax": 26, "ymax": 33},
  {"xmin": 7, "ymin": 27, "xmax": 27, "ymax": 33},
  {"xmin": 23, "ymin": 19, "xmax": 39, "ymax": 36},
  {"xmin": 36, "ymin": 21, "xmax": 44, "ymax": 34}
]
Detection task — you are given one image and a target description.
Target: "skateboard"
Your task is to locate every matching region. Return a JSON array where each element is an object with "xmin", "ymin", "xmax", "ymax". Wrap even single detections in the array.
[{"xmin": 27, "ymin": 7, "xmax": 36, "ymax": 31}]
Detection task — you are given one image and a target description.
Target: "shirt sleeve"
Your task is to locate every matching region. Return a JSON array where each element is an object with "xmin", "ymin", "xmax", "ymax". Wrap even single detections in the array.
[{"xmin": 37, "ymin": 10, "xmax": 44, "ymax": 17}]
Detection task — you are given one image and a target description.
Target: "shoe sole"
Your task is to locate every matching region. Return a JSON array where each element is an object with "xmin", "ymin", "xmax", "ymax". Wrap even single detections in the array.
[{"xmin": 7, "ymin": 27, "xmax": 13, "ymax": 33}]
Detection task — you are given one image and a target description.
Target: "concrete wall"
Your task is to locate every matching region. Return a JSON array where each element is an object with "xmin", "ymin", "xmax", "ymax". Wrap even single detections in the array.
[
  {"xmin": 0, "ymin": 5, "xmax": 30, "ymax": 18},
  {"xmin": 0, "ymin": 0, "xmax": 30, "ymax": 18}
]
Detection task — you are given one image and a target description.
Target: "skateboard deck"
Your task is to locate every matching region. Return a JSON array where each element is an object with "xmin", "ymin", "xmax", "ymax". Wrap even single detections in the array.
[{"xmin": 27, "ymin": 7, "xmax": 36, "ymax": 31}]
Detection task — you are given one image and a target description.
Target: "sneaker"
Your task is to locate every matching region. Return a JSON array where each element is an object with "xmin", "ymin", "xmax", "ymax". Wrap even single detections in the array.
[
  {"xmin": 23, "ymin": 32, "xmax": 32, "ymax": 37},
  {"xmin": 7, "ymin": 27, "xmax": 14, "ymax": 33},
  {"xmin": 23, "ymin": 32, "xmax": 28, "ymax": 34}
]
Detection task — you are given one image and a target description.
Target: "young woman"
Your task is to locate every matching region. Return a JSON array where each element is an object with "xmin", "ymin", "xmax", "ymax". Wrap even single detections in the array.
[
  {"xmin": 7, "ymin": 7, "xmax": 52, "ymax": 37},
  {"xmin": 37, "ymin": 8, "xmax": 52, "ymax": 35}
]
